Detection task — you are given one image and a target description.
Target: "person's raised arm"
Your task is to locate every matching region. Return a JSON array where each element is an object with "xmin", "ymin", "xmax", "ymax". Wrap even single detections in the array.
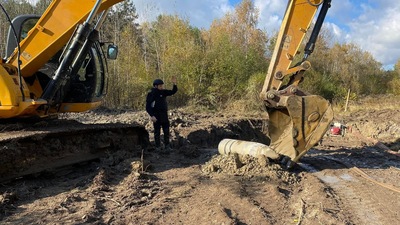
[{"xmin": 165, "ymin": 76, "xmax": 178, "ymax": 96}]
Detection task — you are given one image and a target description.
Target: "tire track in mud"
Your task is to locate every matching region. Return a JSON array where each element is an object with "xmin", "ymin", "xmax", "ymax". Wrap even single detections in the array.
[
  {"xmin": 300, "ymin": 158, "xmax": 400, "ymax": 225},
  {"xmin": 239, "ymin": 182, "xmax": 276, "ymax": 224}
]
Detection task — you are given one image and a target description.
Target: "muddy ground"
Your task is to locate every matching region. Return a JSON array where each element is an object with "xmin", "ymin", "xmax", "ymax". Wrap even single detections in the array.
[{"xmin": 0, "ymin": 106, "xmax": 399, "ymax": 225}]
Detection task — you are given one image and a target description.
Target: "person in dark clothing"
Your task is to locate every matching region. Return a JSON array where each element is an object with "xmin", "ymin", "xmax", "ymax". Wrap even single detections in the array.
[{"xmin": 146, "ymin": 77, "xmax": 178, "ymax": 151}]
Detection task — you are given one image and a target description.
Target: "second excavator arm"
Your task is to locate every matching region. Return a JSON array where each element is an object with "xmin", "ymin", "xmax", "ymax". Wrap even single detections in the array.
[{"xmin": 219, "ymin": 0, "xmax": 333, "ymax": 168}]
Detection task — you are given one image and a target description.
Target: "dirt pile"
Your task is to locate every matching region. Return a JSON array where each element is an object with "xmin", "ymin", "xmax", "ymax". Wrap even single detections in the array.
[
  {"xmin": 202, "ymin": 154, "xmax": 299, "ymax": 183},
  {"xmin": 331, "ymin": 108, "xmax": 400, "ymax": 151}
]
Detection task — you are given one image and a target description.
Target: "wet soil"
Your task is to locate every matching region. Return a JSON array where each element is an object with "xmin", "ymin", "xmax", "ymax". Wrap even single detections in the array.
[{"xmin": 0, "ymin": 107, "xmax": 399, "ymax": 225}]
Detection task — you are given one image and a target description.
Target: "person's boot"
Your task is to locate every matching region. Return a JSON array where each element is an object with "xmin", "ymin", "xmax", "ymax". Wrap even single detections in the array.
[
  {"xmin": 165, "ymin": 144, "xmax": 172, "ymax": 152},
  {"xmin": 154, "ymin": 136, "xmax": 161, "ymax": 151}
]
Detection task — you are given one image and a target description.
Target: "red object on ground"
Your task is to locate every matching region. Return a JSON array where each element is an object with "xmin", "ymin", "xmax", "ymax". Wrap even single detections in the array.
[{"xmin": 331, "ymin": 126, "xmax": 341, "ymax": 135}]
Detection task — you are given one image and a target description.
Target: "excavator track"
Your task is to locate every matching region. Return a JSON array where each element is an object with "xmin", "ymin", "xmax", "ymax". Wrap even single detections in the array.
[{"xmin": 0, "ymin": 120, "xmax": 149, "ymax": 182}]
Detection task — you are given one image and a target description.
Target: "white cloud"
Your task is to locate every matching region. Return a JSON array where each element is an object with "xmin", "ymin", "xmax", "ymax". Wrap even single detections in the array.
[
  {"xmin": 324, "ymin": 22, "xmax": 344, "ymax": 43},
  {"xmin": 328, "ymin": 1, "xmax": 400, "ymax": 68},
  {"xmin": 254, "ymin": 0, "xmax": 286, "ymax": 32}
]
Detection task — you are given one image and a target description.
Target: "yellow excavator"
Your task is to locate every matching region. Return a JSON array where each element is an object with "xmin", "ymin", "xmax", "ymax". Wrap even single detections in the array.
[
  {"xmin": 219, "ymin": 0, "xmax": 333, "ymax": 168},
  {"xmin": 0, "ymin": 0, "xmax": 148, "ymax": 181}
]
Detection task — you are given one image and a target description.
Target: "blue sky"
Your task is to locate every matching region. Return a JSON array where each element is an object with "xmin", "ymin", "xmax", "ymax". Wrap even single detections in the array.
[{"xmin": 131, "ymin": 0, "xmax": 400, "ymax": 69}]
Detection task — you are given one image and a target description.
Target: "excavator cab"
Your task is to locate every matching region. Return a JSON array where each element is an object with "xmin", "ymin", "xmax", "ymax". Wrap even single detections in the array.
[
  {"xmin": 5, "ymin": 15, "xmax": 40, "ymax": 58},
  {"xmin": 6, "ymin": 15, "xmax": 118, "ymax": 61},
  {"xmin": 5, "ymin": 14, "xmax": 113, "ymax": 113}
]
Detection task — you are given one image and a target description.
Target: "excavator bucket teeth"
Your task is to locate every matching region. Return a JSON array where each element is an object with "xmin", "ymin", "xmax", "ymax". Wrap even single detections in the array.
[
  {"xmin": 0, "ymin": 123, "xmax": 149, "ymax": 182},
  {"xmin": 268, "ymin": 95, "xmax": 333, "ymax": 162}
]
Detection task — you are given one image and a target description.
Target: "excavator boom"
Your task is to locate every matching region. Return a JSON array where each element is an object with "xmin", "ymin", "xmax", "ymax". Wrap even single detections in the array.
[{"xmin": 219, "ymin": 0, "xmax": 333, "ymax": 168}]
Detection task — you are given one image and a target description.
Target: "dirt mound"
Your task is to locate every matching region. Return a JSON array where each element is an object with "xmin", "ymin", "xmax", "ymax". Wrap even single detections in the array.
[
  {"xmin": 346, "ymin": 109, "xmax": 400, "ymax": 142},
  {"xmin": 202, "ymin": 154, "xmax": 299, "ymax": 184}
]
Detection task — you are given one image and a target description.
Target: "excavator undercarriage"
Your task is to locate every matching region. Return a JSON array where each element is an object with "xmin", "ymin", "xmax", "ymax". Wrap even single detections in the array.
[{"xmin": 0, "ymin": 120, "xmax": 149, "ymax": 182}]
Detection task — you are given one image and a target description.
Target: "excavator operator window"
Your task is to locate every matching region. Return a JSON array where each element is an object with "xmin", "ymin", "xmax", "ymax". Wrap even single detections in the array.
[
  {"xmin": 6, "ymin": 15, "xmax": 40, "ymax": 58},
  {"xmin": 93, "ymin": 43, "xmax": 106, "ymax": 97},
  {"xmin": 20, "ymin": 18, "xmax": 38, "ymax": 40},
  {"xmin": 63, "ymin": 43, "xmax": 106, "ymax": 103}
]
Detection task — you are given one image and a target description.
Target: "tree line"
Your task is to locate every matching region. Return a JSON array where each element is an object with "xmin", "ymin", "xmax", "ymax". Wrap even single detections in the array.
[{"xmin": 1, "ymin": 0, "xmax": 399, "ymax": 111}]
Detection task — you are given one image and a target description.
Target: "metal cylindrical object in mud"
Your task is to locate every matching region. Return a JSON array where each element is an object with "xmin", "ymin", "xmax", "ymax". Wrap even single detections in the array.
[{"xmin": 218, "ymin": 139, "xmax": 280, "ymax": 159}]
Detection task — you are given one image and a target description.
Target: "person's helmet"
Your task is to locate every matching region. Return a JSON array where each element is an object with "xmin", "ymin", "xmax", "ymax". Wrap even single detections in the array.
[{"xmin": 153, "ymin": 79, "xmax": 164, "ymax": 86}]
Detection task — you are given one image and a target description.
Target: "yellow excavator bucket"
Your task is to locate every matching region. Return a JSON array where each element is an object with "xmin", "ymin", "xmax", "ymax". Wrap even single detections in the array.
[
  {"xmin": 268, "ymin": 95, "xmax": 333, "ymax": 163},
  {"xmin": 219, "ymin": 95, "xmax": 333, "ymax": 168}
]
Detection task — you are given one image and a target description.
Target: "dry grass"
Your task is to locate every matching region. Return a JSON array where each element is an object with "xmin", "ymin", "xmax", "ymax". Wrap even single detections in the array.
[
  {"xmin": 224, "ymin": 99, "xmax": 265, "ymax": 116},
  {"xmin": 333, "ymin": 95, "xmax": 400, "ymax": 116},
  {"xmin": 181, "ymin": 94, "xmax": 399, "ymax": 119}
]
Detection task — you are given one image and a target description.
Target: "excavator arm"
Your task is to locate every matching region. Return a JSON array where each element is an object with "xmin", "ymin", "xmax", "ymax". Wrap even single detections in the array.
[{"xmin": 219, "ymin": 0, "xmax": 333, "ymax": 168}]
